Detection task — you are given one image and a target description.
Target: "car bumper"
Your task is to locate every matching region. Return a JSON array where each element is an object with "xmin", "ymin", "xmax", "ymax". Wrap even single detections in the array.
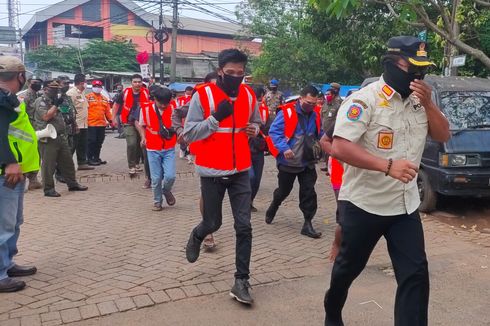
[{"xmin": 423, "ymin": 165, "xmax": 490, "ymax": 197}]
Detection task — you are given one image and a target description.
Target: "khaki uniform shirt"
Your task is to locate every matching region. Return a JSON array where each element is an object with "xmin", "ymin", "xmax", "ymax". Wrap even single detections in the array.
[
  {"xmin": 321, "ymin": 96, "xmax": 342, "ymax": 132},
  {"xmin": 33, "ymin": 95, "xmax": 67, "ymax": 135},
  {"xmin": 66, "ymin": 86, "xmax": 88, "ymax": 129},
  {"xmin": 333, "ymin": 77, "xmax": 428, "ymax": 216},
  {"xmin": 24, "ymin": 89, "xmax": 39, "ymax": 127}
]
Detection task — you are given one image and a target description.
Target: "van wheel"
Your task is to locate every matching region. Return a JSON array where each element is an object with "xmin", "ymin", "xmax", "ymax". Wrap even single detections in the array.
[{"xmin": 417, "ymin": 169, "xmax": 437, "ymax": 213}]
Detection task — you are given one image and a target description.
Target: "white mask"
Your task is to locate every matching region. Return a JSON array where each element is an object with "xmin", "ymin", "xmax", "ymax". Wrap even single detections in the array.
[{"xmin": 93, "ymin": 87, "xmax": 102, "ymax": 94}]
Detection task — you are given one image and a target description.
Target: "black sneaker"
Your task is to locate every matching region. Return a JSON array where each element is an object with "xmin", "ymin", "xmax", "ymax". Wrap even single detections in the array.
[
  {"xmin": 0, "ymin": 278, "xmax": 26, "ymax": 293},
  {"xmin": 265, "ymin": 204, "xmax": 278, "ymax": 224},
  {"xmin": 230, "ymin": 279, "xmax": 253, "ymax": 305},
  {"xmin": 185, "ymin": 231, "xmax": 202, "ymax": 263},
  {"xmin": 250, "ymin": 205, "xmax": 258, "ymax": 213}
]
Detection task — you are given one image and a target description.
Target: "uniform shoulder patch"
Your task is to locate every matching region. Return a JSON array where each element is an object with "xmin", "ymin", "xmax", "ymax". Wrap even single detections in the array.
[
  {"xmin": 346, "ymin": 103, "xmax": 363, "ymax": 121},
  {"xmin": 352, "ymin": 99, "xmax": 368, "ymax": 110}
]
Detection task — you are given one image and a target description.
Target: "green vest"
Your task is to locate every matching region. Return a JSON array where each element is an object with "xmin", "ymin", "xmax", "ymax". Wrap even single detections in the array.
[{"xmin": 1, "ymin": 102, "xmax": 40, "ymax": 174}]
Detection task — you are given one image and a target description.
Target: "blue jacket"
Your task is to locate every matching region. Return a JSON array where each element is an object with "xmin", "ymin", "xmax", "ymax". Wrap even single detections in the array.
[{"xmin": 269, "ymin": 101, "xmax": 322, "ymax": 168}]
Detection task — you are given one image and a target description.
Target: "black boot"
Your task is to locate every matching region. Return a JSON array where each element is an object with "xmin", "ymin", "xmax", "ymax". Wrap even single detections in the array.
[
  {"xmin": 185, "ymin": 230, "xmax": 202, "ymax": 263},
  {"xmin": 301, "ymin": 220, "xmax": 322, "ymax": 239},
  {"xmin": 265, "ymin": 203, "xmax": 279, "ymax": 224},
  {"xmin": 230, "ymin": 278, "xmax": 253, "ymax": 305}
]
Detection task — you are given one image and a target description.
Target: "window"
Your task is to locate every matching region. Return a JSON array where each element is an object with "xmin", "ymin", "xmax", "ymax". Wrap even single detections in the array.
[
  {"xmin": 82, "ymin": 0, "xmax": 101, "ymax": 22},
  {"xmin": 110, "ymin": 2, "xmax": 128, "ymax": 24}
]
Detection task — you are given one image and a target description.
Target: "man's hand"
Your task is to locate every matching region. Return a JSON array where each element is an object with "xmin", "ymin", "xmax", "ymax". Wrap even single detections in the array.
[
  {"xmin": 388, "ymin": 159, "xmax": 418, "ymax": 184},
  {"xmin": 245, "ymin": 123, "xmax": 258, "ymax": 137},
  {"xmin": 320, "ymin": 134, "xmax": 332, "ymax": 155},
  {"xmin": 283, "ymin": 149, "xmax": 295, "ymax": 160},
  {"xmin": 4, "ymin": 163, "xmax": 24, "ymax": 187},
  {"xmin": 140, "ymin": 138, "xmax": 146, "ymax": 148},
  {"xmin": 177, "ymin": 134, "xmax": 186, "ymax": 145},
  {"xmin": 112, "ymin": 120, "xmax": 119, "ymax": 128},
  {"xmin": 410, "ymin": 80, "xmax": 433, "ymax": 108},
  {"xmin": 211, "ymin": 100, "xmax": 233, "ymax": 122}
]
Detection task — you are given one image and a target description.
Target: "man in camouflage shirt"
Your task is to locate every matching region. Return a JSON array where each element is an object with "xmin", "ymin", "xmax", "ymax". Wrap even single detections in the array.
[
  {"xmin": 23, "ymin": 76, "xmax": 43, "ymax": 190},
  {"xmin": 264, "ymin": 79, "xmax": 284, "ymax": 118}
]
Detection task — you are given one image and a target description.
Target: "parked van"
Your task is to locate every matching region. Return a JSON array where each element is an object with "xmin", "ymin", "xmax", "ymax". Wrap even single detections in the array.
[{"xmin": 360, "ymin": 76, "xmax": 490, "ymax": 212}]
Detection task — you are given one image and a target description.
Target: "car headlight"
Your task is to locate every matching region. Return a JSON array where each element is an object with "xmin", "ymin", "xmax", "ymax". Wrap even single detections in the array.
[{"xmin": 439, "ymin": 153, "xmax": 481, "ymax": 167}]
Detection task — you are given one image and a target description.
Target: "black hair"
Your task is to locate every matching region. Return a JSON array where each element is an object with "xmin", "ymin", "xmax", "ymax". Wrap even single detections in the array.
[
  {"xmin": 74, "ymin": 73, "xmax": 85, "ymax": 85},
  {"xmin": 218, "ymin": 49, "xmax": 248, "ymax": 68},
  {"xmin": 185, "ymin": 86, "xmax": 194, "ymax": 92},
  {"xmin": 131, "ymin": 74, "xmax": 143, "ymax": 81},
  {"xmin": 204, "ymin": 71, "xmax": 218, "ymax": 83},
  {"xmin": 153, "ymin": 86, "xmax": 172, "ymax": 105},
  {"xmin": 300, "ymin": 85, "xmax": 319, "ymax": 97},
  {"xmin": 253, "ymin": 86, "xmax": 266, "ymax": 98}
]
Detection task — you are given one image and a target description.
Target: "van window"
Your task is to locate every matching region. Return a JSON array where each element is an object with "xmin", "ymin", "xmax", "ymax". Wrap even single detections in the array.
[{"xmin": 440, "ymin": 91, "xmax": 490, "ymax": 130}]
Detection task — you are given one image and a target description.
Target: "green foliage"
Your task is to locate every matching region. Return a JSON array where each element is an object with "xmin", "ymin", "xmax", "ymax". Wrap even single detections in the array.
[{"xmin": 26, "ymin": 39, "xmax": 140, "ymax": 74}]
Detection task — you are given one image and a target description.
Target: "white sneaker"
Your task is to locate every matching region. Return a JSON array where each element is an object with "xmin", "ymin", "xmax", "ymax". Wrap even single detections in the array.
[
  {"xmin": 129, "ymin": 167, "xmax": 136, "ymax": 174},
  {"xmin": 187, "ymin": 155, "xmax": 194, "ymax": 164},
  {"xmin": 179, "ymin": 149, "xmax": 185, "ymax": 159}
]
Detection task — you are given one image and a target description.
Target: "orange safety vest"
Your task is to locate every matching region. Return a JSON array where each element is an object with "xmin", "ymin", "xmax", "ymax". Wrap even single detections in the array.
[
  {"xmin": 177, "ymin": 94, "xmax": 192, "ymax": 107},
  {"xmin": 192, "ymin": 83, "xmax": 256, "ymax": 171},
  {"xmin": 259, "ymin": 100, "xmax": 269, "ymax": 124},
  {"xmin": 266, "ymin": 102, "xmax": 321, "ymax": 157},
  {"xmin": 120, "ymin": 87, "xmax": 150, "ymax": 124},
  {"xmin": 86, "ymin": 92, "xmax": 112, "ymax": 127},
  {"xmin": 140, "ymin": 102, "xmax": 177, "ymax": 151}
]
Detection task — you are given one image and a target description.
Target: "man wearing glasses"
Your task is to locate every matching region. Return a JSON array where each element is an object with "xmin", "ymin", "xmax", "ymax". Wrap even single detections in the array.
[
  {"xmin": 265, "ymin": 85, "xmax": 323, "ymax": 239},
  {"xmin": 323, "ymin": 36, "xmax": 450, "ymax": 326}
]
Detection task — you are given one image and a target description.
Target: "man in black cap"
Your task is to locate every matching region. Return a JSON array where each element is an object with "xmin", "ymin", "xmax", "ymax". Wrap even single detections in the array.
[
  {"xmin": 34, "ymin": 80, "xmax": 88, "ymax": 197},
  {"xmin": 323, "ymin": 36, "xmax": 450, "ymax": 326}
]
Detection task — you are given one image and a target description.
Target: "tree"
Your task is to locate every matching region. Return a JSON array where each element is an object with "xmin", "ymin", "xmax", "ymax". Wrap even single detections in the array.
[
  {"xmin": 26, "ymin": 38, "xmax": 140, "ymax": 74},
  {"xmin": 310, "ymin": 0, "xmax": 490, "ymax": 71}
]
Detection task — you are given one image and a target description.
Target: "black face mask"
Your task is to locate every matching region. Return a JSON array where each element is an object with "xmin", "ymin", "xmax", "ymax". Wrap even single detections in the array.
[
  {"xmin": 31, "ymin": 83, "xmax": 42, "ymax": 92},
  {"xmin": 383, "ymin": 61, "xmax": 425, "ymax": 98},
  {"xmin": 270, "ymin": 87, "xmax": 278, "ymax": 93},
  {"xmin": 301, "ymin": 102, "xmax": 315, "ymax": 114},
  {"xmin": 0, "ymin": 89, "xmax": 20, "ymax": 109},
  {"xmin": 46, "ymin": 89, "xmax": 58, "ymax": 101},
  {"xmin": 60, "ymin": 86, "xmax": 69, "ymax": 94},
  {"xmin": 218, "ymin": 73, "xmax": 243, "ymax": 97}
]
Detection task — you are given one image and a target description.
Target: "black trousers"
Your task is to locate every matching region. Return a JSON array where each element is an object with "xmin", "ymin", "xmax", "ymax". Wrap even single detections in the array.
[
  {"xmin": 270, "ymin": 166, "xmax": 318, "ymax": 221},
  {"xmin": 73, "ymin": 128, "xmax": 88, "ymax": 165},
  {"xmin": 194, "ymin": 172, "xmax": 252, "ymax": 280},
  {"xmin": 249, "ymin": 152, "xmax": 265, "ymax": 202},
  {"xmin": 87, "ymin": 126, "xmax": 106, "ymax": 161},
  {"xmin": 324, "ymin": 201, "xmax": 429, "ymax": 326}
]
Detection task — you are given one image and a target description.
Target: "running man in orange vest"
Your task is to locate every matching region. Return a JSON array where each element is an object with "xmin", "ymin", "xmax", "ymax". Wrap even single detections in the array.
[
  {"xmin": 265, "ymin": 85, "xmax": 323, "ymax": 239},
  {"xmin": 138, "ymin": 86, "xmax": 177, "ymax": 211},
  {"xmin": 183, "ymin": 49, "xmax": 262, "ymax": 305},
  {"xmin": 86, "ymin": 80, "xmax": 112, "ymax": 166},
  {"xmin": 112, "ymin": 74, "xmax": 150, "ymax": 175}
]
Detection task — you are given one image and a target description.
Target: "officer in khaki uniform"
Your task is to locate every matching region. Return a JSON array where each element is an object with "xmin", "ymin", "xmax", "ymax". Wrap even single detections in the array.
[
  {"xmin": 34, "ymin": 80, "xmax": 88, "ymax": 197},
  {"xmin": 320, "ymin": 82, "xmax": 342, "ymax": 132},
  {"xmin": 324, "ymin": 36, "xmax": 450, "ymax": 326}
]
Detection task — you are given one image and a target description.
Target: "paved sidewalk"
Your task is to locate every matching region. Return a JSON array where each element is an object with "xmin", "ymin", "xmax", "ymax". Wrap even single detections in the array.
[{"xmin": 0, "ymin": 135, "xmax": 488, "ymax": 326}]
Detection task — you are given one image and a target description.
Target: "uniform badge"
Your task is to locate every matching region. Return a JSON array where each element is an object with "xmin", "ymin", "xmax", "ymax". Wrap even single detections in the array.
[
  {"xmin": 346, "ymin": 104, "xmax": 363, "ymax": 121},
  {"xmin": 377, "ymin": 130, "xmax": 394, "ymax": 149},
  {"xmin": 381, "ymin": 85, "xmax": 395, "ymax": 100}
]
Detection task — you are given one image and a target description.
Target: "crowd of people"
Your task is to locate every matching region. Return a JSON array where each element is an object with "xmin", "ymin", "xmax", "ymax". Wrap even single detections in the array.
[{"xmin": 0, "ymin": 35, "xmax": 451, "ymax": 326}]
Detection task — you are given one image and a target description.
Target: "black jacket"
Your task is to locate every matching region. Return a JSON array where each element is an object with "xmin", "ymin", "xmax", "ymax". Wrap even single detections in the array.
[{"xmin": 0, "ymin": 89, "xmax": 19, "ymax": 172}]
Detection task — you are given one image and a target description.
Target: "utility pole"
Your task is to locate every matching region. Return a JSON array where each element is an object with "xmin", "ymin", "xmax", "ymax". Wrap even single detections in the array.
[
  {"xmin": 448, "ymin": 0, "xmax": 461, "ymax": 76},
  {"xmin": 151, "ymin": 21, "xmax": 156, "ymax": 80},
  {"xmin": 170, "ymin": 0, "xmax": 178, "ymax": 82},
  {"xmin": 159, "ymin": 0, "xmax": 165, "ymax": 84}
]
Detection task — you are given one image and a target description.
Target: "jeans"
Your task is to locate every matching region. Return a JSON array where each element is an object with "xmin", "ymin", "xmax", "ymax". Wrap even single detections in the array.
[
  {"xmin": 0, "ymin": 176, "xmax": 25, "ymax": 280},
  {"xmin": 269, "ymin": 166, "xmax": 318, "ymax": 221},
  {"xmin": 73, "ymin": 128, "xmax": 88, "ymax": 165},
  {"xmin": 124, "ymin": 125, "xmax": 141, "ymax": 168},
  {"xmin": 249, "ymin": 152, "xmax": 265, "ymax": 202},
  {"xmin": 147, "ymin": 149, "xmax": 176, "ymax": 204},
  {"xmin": 194, "ymin": 172, "xmax": 252, "ymax": 279},
  {"xmin": 87, "ymin": 126, "xmax": 106, "ymax": 161},
  {"xmin": 324, "ymin": 201, "xmax": 429, "ymax": 326}
]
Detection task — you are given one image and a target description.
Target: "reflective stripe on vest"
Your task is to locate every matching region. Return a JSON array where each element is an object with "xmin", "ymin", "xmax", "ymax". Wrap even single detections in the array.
[
  {"xmin": 192, "ymin": 83, "xmax": 255, "ymax": 171},
  {"xmin": 8, "ymin": 125, "xmax": 34, "ymax": 143}
]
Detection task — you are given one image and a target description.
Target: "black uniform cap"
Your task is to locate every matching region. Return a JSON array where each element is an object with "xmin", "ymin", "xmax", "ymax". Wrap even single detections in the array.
[{"xmin": 386, "ymin": 36, "xmax": 435, "ymax": 67}]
